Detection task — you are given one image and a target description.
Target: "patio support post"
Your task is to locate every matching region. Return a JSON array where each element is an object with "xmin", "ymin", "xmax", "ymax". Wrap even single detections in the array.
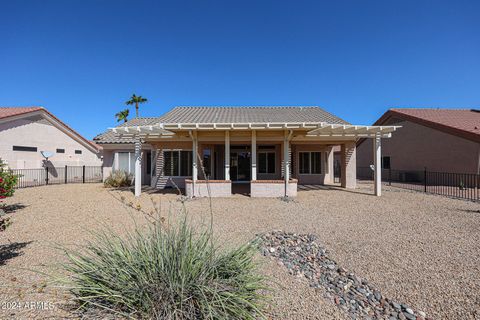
[
  {"xmin": 283, "ymin": 130, "xmax": 291, "ymax": 196},
  {"xmin": 373, "ymin": 133, "xmax": 381, "ymax": 196},
  {"xmin": 134, "ymin": 137, "xmax": 142, "ymax": 197},
  {"xmin": 225, "ymin": 131, "xmax": 230, "ymax": 180},
  {"xmin": 192, "ymin": 131, "xmax": 198, "ymax": 194},
  {"xmin": 251, "ymin": 130, "xmax": 257, "ymax": 181}
]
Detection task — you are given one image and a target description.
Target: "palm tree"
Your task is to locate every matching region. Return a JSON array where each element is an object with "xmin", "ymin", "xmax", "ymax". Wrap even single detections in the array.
[
  {"xmin": 115, "ymin": 109, "xmax": 130, "ymax": 123},
  {"xmin": 126, "ymin": 94, "xmax": 148, "ymax": 118}
]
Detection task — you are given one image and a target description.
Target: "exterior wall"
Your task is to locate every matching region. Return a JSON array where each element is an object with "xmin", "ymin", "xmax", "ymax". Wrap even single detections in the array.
[
  {"xmin": 292, "ymin": 144, "xmax": 333, "ymax": 185},
  {"xmin": 0, "ymin": 115, "xmax": 101, "ymax": 169},
  {"xmin": 100, "ymin": 145, "xmax": 152, "ymax": 185},
  {"xmin": 185, "ymin": 180, "xmax": 232, "ymax": 197},
  {"xmin": 250, "ymin": 180, "xmax": 297, "ymax": 197},
  {"xmin": 357, "ymin": 119, "xmax": 480, "ymax": 174},
  {"xmin": 150, "ymin": 141, "xmax": 193, "ymax": 189},
  {"xmin": 341, "ymin": 142, "xmax": 356, "ymax": 189}
]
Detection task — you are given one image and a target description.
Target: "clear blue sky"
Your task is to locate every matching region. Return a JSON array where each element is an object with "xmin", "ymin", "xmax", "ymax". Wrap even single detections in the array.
[{"xmin": 1, "ymin": 0, "xmax": 479, "ymax": 139}]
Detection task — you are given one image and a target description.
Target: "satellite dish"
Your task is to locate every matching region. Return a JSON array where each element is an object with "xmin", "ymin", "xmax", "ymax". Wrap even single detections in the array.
[
  {"xmin": 369, "ymin": 164, "xmax": 375, "ymax": 171},
  {"xmin": 41, "ymin": 151, "xmax": 54, "ymax": 160}
]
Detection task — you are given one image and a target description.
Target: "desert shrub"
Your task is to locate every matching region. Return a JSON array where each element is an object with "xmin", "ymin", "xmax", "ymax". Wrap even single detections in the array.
[
  {"xmin": 103, "ymin": 170, "xmax": 132, "ymax": 188},
  {"xmin": 62, "ymin": 216, "xmax": 267, "ymax": 319},
  {"xmin": 0, "ymin": 158, "xmax": 18, "ymax": 231}
]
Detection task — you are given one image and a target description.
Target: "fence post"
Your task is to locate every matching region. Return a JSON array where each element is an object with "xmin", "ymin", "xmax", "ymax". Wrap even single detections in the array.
[
  {"xmin": 45, "ymin": 166, "xmax": 49, "ymax": 185},
  {"xmin": 65, "ymin": 165, "xmax": 68, "ymax": 184},
  {"xmin": 424, "ymin": 167, "xmax": 427, "ymax": 193},
  {"xmin": 388, "ymin": 168, "xmax": 392, "ymax": 186},
  {"xmin": 82, "ymin": 165, "xmax": 86, "ymax": 183}
]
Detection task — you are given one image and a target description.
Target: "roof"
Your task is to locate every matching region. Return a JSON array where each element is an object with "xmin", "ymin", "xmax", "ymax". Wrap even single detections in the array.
[
  {"xmin": 94, "ymin": 106, "xmax": 350, "ymax": 144},
  {"xmin": 373, "ymin": 108, "xmax": 480, "ymax": 143},
  {"xmin": 0, "ymin": 106, "xmax": 100, "ymax": 152},
  {"xmin": 0, "ymin": 106, "xmax": 44, "ymax": 119},
  {"xmin": 157, "ymin": 106, "xmax": 349, "ymax": 124}
]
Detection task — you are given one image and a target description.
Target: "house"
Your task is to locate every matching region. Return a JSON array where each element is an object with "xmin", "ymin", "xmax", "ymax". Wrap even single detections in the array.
[
  {"xmin": 95, "ymin": 106, "xmax": 399, "ymax": 197},
  {"xmin": 357, "ymin": 108, "xmax": 480, "ymax": 175},
  {"xmin": 0, "ymin": 107, "xmax": 102, "ymax": 169}
]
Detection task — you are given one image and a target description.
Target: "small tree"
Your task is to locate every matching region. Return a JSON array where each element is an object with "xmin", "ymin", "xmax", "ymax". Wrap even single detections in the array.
[
  {"xmin": 125, "ymin": 94, "xmax": 147, "ymax": 118},
  {"xmin": 0, "ymin": 159, "xmax": 18, "ymax": 231},
  {"xmin": 115, "ymin": 109, "xmax": 130, "ymax": 123}
]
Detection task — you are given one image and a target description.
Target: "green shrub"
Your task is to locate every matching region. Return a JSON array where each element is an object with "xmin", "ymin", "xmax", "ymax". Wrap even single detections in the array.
[
  {"xmin": 0, "ymin": 158, "xmax": 18, "ymax": 231},
  {"xmin": 62, "ymin": 216, "xmax": 267, "ymax": 319},
  {"xmin": 103, "ymin": 170, "xmax": 132, "ymax": 188}
]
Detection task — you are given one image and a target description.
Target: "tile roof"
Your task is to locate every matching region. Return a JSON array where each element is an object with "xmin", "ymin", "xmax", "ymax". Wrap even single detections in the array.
[
  {"xmin": 94, "ymin": 106, "xmax": 349, "ymax": 144},
  {"xmin": 0, "ymin": 106, "xmax": 44, "ymax": 119},
  {"xmin": 376, "ymin": 108, "xmax": 480, "ymax": 143},
  {"xmin": 158, "ymin": 106, "xmax": 349, "ymax": 124}
]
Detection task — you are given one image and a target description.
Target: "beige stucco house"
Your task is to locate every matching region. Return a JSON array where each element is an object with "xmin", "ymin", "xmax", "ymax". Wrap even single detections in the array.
[
  {"xmin": 0, "ymin": 107, "xmax": 101, "ymax": 169},
  {"xmin": 357, "ymin": 108, "xmax": 480, "ymax": 175},
  {"xmin": 94, "ymin": 106, "xmax": 399, "ymax": 198}
]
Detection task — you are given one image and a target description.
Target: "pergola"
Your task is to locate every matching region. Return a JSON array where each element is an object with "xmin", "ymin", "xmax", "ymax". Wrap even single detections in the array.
[{"xmin": 111, "ymin": 122, "xmax": 400, "ymax": 197}]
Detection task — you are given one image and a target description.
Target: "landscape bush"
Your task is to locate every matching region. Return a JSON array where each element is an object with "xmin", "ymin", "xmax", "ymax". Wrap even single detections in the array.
[
  {"xmin": 103, "ymin": 170, "xmax": 132, "ymax": 188},
  {"xmin": 62, "ymin": 214, "xmax": 267, "ymax": 319},
  {"xmin": 0, "ymin": 158, "xmax": 18, "ymax": 231}
]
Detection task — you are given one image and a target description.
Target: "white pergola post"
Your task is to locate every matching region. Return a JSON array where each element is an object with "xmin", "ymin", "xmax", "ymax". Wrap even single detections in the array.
[
  {"xmin": 283, "ymin": 130, "xmax": 290, "ymax": 196},
  {"xmin": 134, "ymin": 137, "xmax": 142, "ymax": 197},
  {"xmin": 373, "ymin": 133, "xmax": 382, "ymax": 196},
  {"xmin": 251, "ymin": 130, "xmax": 257, "ymax": 181},
  {"xmin": 192, "ymin": 131, "xmax": 198, "ymax": 195},
  {"xmin": 225, "ymin": 131, "xmax": 230, "ymax": 180}
]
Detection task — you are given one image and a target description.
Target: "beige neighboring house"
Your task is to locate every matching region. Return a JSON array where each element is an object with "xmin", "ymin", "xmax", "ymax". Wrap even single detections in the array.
[
  {"xmin": 94, "ymin": 106, "xmax": 399, "ymax": 197},
  {"xmin": 0, "ymin": 107, "xmax": 101, "ymax": 169},
  {"xmin": 357, "ymin": 108, "xmax": 480, "ymax": 174}
]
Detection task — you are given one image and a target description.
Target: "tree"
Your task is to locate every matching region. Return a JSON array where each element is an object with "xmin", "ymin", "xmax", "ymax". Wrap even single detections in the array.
[
  {"xmin": 115, "ymin": 109, "xmax": 130, "ymax": 123},
  {"xmin": 126, "ymin": 94, "xmax": 148, "ymax": 118}
]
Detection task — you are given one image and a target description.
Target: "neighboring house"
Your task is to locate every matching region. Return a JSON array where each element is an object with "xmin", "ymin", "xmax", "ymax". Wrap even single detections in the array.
[
  {"xmin": 95, "ymin": 106, "xmax": 399, "ymax": 197},
  {"xmin": 357, "ymin": 108, "xmax": 480, "ymax": 174},
  {"xmin": 0, "ymin": 107, "xmax": 101, "ymax": 169}
]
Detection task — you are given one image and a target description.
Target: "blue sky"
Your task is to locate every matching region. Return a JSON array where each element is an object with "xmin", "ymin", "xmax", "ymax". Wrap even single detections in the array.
[{"xmin": 1, "ymin": 0, "xmax": 479, "ymax": 139}]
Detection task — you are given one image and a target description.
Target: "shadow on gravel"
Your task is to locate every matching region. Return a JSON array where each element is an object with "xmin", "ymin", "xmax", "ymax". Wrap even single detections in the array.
[
  {"xmin": 1, "ymin": 203, "xmax": 28, "ymax": 214},
  {"xmin": 0, "ymin": 241, "xmax": 33, "ymax": 266}
]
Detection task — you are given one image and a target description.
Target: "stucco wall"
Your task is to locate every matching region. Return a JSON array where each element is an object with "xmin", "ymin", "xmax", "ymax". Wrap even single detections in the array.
[
  {"xmin": 292, "ymin": 144, "xmax": 333, "ymax": 185},
  {"xmin": 100, "ymin": 145, "xmax": 152, "ymax": 184},
  {"xmin": 357, "ymin": 119, "xmax": 480, "ymax": 174},
  {"xmin": 0, "ymin": 115, "xmax": 101, "ymax": 169}
]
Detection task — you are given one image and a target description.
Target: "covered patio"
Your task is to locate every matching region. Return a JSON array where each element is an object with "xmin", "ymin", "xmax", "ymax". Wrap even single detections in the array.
[{"xmin": 112, "ymin": 121, "xmax": 399, "ymax": 198}]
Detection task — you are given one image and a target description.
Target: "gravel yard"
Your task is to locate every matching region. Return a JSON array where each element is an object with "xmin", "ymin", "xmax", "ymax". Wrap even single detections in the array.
[{"xmin": 1, "ymin": 182, "xmax": 479, "ymax": 319}]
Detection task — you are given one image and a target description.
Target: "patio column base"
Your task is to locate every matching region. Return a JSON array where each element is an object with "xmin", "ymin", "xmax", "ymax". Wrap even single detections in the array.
[
  {"xmin": 185, "ymin": 180, "xmax": 232, "ymax": 198},
  {"xmin": 251, "ymin": 179, "xmax": 298, "ymax": 198}
]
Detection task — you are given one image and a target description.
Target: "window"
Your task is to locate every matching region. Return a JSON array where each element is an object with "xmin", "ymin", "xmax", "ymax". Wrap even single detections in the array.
[
  {"xmin": 299, "ymin": 152, "xmax": 322, "ymax": 174},
  {"xmin": 75, "ymin": 150, "xmax": 82, "ymax": 154},
  {"xmin": 382, "ymin": 156, "xmax": 391, "ymax": 169},
  {"xmin": 56, "ymin": 148, "xmax": 65, "ymax": 153},
  {"xmin": 258, "ymin": 151, "xmax": 275, "ymax": 174},
  {"xmin": 117, "ymin": 152, "xmax": 136, "ymax": 174},
  {"xmin": 163, "ymin": 150, "xmax": 192, "ymax": 176},
  {"xmin": 12, "ymin": 146, "xmax": 37, "ymax": 152}
]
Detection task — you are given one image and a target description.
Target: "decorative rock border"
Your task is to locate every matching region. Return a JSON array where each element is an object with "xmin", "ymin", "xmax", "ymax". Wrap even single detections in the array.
[{"xmin": 258, "ymin": 231, "xmax": 430, "ymax": 320}]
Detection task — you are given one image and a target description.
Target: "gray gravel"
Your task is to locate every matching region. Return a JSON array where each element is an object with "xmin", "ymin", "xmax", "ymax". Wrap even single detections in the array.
[{"xmin": 1, "ymin": 182, "xmax": 479, "ymax": 319}]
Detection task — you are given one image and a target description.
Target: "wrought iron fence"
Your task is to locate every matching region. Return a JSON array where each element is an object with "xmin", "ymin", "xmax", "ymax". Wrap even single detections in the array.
[
  {"xmin": 11, "ymin": 166, "xmax": 103, "ymax": 189},
  {"xmin": 357, "ymin": 167, "xmax": 480, "ymax": 202}
]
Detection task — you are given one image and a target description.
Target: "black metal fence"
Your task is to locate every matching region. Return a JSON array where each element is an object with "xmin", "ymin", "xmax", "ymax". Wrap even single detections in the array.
[
  {"xmin": 357, "ymin": 167, "xmax": 480, "ymax": 202},
  {"xmin": 12, "ymin": 166, "xmax": 103, "ymax": 189}
]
